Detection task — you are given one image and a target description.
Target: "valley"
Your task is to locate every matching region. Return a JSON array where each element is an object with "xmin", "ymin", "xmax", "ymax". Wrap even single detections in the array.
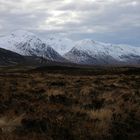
[{"xmin": 0, "ymin": 30, "xmax": 139, "ymax": 140}]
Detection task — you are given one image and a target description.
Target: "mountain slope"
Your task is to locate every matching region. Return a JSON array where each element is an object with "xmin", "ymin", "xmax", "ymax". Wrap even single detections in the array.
[
  {"xmin": 0, "ymin": 30, "xmax": 66, "ymax": 62},
  {"xmin": 64, "ymin": 39, "xmax": 140, "ymax": 65},
  {"xmin": 0, "ymin": 48, "xmax": 25, "ymax": 66},
  {"xmin": 0, "ymin": 47, "xmax": 68, "ymax": 66}
]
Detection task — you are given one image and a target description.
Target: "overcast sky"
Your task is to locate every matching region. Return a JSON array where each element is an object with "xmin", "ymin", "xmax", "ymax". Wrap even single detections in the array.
[{"xmin": 0, "ymin": 0, "xmax": 140, "ymax": 46}]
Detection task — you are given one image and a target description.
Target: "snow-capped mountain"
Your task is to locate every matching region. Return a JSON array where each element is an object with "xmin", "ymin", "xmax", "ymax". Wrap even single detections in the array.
[
  {"xmin": 0, "ymin": 30, "xmax": 66, "ymax": 62},
  {"xmin": 45, "ymin": 34, "xmax": 75, "ymax": 55},
  {"xmin": 64, "ymin": 39, "xmax": 140, "ymax": 65},
  {"xmin": 0, "ymin": 30, "xmax": 140, "ymax": 66}
]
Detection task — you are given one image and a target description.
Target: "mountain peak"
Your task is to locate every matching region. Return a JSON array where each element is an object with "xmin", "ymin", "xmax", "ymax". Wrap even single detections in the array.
[
  {"xmin": 77, "ymin": 39, "xmax": 96, "ymax": 45},
  {"xmin": 74, "ymin": 39, "xmax": 101, "ymax": 52}
]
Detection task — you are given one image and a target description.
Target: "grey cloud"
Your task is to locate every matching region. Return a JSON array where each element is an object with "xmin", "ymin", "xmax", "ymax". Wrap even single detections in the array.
[{"xmin": 0, "ymin": 0, "xmax": 139, "ymax": 46}]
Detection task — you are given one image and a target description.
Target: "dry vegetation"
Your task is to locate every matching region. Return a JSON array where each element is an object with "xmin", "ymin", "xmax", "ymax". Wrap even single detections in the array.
[{"xmin": 0, "ymin": 66, "xmax": 139, "ymax": 140}]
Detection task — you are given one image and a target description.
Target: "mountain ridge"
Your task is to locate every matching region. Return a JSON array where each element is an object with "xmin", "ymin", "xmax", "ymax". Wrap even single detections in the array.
[
  {"xmin": 0, "ymin": 30, "xmax": 140, "ymax": 66},
  {"xmin": 64, "ymin": 39, "xmax": 140, "ymax": 65}
]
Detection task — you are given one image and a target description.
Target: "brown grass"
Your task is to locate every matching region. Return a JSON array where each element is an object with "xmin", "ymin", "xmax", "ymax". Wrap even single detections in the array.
[
  {"xmin": 0, "ymin": 114, "xmax": 24, "ymax": 133},
  {"xmin": 0, "ymin": 66, "xmax": 139, "ymax": 140}
]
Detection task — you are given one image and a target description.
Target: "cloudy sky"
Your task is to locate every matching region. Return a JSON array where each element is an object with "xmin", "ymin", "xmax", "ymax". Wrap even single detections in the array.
[{"xmin": 0, "ymin": 0, "xmax": 140, "ymax": 46}]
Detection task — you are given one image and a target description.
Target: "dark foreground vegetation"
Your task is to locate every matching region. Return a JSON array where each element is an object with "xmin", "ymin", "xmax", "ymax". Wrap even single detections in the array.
[{"xmin": 0, "ymin": 66, "xmax": 139, "ymax": 140}]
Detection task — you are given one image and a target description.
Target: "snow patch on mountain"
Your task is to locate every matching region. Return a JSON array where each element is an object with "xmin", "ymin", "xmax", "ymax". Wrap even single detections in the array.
[{"xmin": 45, "ymin": 34, "xmax": 75, "ymax": 55}]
